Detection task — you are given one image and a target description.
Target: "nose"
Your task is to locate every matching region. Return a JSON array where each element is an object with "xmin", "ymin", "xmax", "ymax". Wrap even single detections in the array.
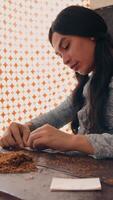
[{"xmin": 62, "ymin": 53, "xmax": 70, "ymax": 66}]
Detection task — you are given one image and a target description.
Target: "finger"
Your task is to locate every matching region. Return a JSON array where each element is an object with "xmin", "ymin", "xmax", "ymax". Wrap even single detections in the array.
[
  {"xmin": 27, "ymin": 131, "xmax": 43, "ymax": 147},
  {"xmin": 32, "ymin": 138, "xmax": 46, "ymax": 149},
  {"xmin": 10, "ymin": 124, "xmax": 24, "ymax": 147},
  {"xmin": 27, "ymin": 124, "xmax": 49, "ymax": 147},
  {"xmin": 22, "ymin": 125, "xmax": 30, "ymax": 146},
  {"xmin": 6, "ymin": 133, "xmax": 17, "ymax": 146},
  {"xmin": 0, "ymin": 138, "xmax": 4, "ymax": 147},
  {"xmin": 0, "ymin": 136, "xmax": 10, "ymax": 148},
  {"xmin": 1, "ymin": 129, "xmax": 16, "ymax": 147}
]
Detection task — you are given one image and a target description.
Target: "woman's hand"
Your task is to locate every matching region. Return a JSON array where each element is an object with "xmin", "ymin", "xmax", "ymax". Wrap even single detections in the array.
[
  {"xmin": 0, "ymin": 122, "xmax": 31, "ymax": 148},
  {"xmin": 27, "ymin": 124, "xmax": 75, "ymax": 151}
]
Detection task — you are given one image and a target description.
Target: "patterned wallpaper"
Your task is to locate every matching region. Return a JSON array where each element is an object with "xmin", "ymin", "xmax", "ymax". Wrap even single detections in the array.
[{"xmin": 0, "ymin": 0, "xmax": 90, "ymax": 135}]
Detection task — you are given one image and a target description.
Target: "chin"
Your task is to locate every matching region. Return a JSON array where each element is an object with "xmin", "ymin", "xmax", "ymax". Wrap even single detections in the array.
[
  {"xmin": 78, "ymin": 71, "xmax": 89, "ymax": 75},
  {"xmin": 78, "ymin": 68, "xmax": 93, "ymax": 75},
  {"xmin": 77, "ymin": 64, "xmax": 93, "ymax": 75}
]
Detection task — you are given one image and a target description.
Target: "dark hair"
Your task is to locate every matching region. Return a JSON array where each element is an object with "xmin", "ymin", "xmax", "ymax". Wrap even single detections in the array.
[{"xmin": 49, "ymin": 5, "xmax": 113, "ymax": 133}]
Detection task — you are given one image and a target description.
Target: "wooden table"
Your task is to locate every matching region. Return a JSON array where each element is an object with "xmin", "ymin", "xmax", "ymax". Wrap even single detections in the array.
[{"xmin": 0, "ymin": 149, "xmax": 113, "ymax": 200}]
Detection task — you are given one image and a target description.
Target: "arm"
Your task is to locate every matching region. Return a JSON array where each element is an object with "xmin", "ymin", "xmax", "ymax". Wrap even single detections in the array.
[
  {"xmin": 0, "ymin": 94, "xmax": 75, "ymax": 148},
  {"xmin": 29, "ymin": 94, "xmax": 75, "ymax": 131},
  {"xmin": 84, "ymin": 78, "xmax": 113, "ymax": 159},
  {"xmin": 27, "ymin": 124, "xmax": 94, "ymax": 153},
  {"xmin": 85, "ymin": 133, "xmax": 113, "ymax": 159},
  {"xmin": 27, "ymin": 78, "xmax": 113, "ymax": 159},
  {"xmin": 27, "ymin": 123, "xmax": 113, "ymax": 159}
]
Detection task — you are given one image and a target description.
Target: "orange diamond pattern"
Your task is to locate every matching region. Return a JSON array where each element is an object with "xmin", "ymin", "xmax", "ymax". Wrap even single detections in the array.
[{"xmin": 0, "ymin": 0, "xmax": 89, "ymax": 135}]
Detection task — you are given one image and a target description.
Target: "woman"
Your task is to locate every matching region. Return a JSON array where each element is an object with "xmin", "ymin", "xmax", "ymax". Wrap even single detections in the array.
[{"xmin": 1, "ymin": 5, "xmax": 113, "ymax": 159}]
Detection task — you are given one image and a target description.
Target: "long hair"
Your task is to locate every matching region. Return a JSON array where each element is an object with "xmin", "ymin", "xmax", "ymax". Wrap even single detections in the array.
[
  {"xmin": 48, "ymin": 6, "xmax": 113, "ymax": 133},
  {"xmin": 71, "ymin": 73, "xmax": 89, "ymax": 133},
  {"xmin": 71, "ymin": 33, "xmax": 113, "ymax": 133},
  {"xmin": 88, "ymin": 33, "xmax": 113, "ymax": 132}
]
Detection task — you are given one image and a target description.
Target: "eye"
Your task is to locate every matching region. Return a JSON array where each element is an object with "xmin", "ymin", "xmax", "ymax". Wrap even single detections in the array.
[{"xmin": 62, "ymin": 41, "xmax": 69, "ymax": 49}]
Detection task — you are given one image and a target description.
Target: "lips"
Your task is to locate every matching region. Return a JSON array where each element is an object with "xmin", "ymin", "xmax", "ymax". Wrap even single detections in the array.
[{"xmin": 70, "ymin": 62, "xmax": 80, "ymax": 71}]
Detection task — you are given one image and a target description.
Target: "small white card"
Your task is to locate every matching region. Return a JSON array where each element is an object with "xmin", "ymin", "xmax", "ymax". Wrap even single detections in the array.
[{"xmin": 50, "ymin": 177, "xmax": 101, "ymax": 191}]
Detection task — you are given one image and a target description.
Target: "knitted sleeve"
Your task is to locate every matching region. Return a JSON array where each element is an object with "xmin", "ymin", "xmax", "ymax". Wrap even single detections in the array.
[
  {"xmin": 86, "ymin": 78, "xmax": 113, "ymax": 159},
  {"xmin": 29, "ymin": 94, "xmax": 75, "ymax": 131}
]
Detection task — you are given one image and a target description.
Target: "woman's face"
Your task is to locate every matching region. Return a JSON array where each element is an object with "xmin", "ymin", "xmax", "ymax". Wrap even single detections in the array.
[{"xmin": 52, "ymin": 32, "xmax": 96, "ymax": 75}]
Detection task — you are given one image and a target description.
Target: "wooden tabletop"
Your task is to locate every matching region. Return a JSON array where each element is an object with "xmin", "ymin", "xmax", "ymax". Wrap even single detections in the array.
[{"xmin": 0, "ymin": 149, "xmax": 113, "ymax": 200}]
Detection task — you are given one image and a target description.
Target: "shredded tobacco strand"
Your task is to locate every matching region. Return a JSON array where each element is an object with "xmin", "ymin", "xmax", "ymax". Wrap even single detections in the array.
[{"xmin": 0, "ymin": 151, "xmax": 37, "ymax": 173}]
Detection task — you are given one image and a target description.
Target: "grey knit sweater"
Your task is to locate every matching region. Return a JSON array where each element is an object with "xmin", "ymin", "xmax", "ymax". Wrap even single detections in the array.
[{"xmin": 30, "ymin": 77, "xmax": 113, "ymax": 159}]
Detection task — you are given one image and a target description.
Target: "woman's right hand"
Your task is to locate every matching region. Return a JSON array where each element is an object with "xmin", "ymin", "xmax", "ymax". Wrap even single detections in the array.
[{"xmin": 0, "ymin": 122, "xmax": 32, "ymax": 148}]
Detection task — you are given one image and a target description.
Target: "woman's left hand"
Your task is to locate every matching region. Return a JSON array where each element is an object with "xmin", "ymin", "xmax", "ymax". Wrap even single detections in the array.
[{"xmin": 27, "ymin": 124, "xmax": 75, "ymax": 151}]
